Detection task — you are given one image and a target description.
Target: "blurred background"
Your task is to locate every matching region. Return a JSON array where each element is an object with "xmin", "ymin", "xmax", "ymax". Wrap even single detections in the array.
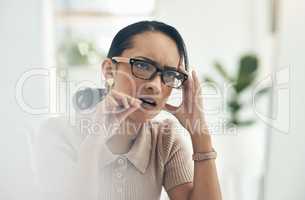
[{"xmin": 1, "ymin": 0, "xmax": 304, "ymax": 199}]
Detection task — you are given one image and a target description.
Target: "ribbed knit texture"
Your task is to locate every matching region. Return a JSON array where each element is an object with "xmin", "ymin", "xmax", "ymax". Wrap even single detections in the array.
[{"xmin": 35, "ymin": 117, "xmax": 194, "ymax": 200}]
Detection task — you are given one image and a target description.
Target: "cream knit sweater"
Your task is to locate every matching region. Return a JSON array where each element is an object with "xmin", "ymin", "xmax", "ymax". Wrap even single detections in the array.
[{"xmin": 35, "ymin": 116, "xmax": 194, "ymax": 200}]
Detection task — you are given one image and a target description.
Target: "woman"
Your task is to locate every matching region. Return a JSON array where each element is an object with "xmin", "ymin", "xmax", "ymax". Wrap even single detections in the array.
[{"xmin": 36, "ymin": 21, "xmax": 222, "ymax": 200}]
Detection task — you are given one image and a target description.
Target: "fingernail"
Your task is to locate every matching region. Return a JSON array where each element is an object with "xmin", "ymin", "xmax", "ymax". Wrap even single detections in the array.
[
  {"xmin": 135, "ymin": 100, "xmax": 141, "ymax": 105},
  {"xmin": 134, "ymin": 100, "xmax": 141, "ymax": 107}
]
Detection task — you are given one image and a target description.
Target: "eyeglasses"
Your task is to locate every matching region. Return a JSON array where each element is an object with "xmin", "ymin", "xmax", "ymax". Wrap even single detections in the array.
[{"xmin": 111, "ymin": 56, "xmax": 188, "ymax": 89}]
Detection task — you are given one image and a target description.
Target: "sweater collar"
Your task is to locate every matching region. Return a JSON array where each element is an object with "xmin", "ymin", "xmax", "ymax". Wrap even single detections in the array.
[{"xmin": 99, "ymin": 121, "xmax": 152, "ymax": 174}]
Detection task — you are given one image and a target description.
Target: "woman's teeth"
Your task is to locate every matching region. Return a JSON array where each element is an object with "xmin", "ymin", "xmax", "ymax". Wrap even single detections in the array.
[{"xmin": 139, "ymin": 98, "xmax": 156, "ymax": 106}]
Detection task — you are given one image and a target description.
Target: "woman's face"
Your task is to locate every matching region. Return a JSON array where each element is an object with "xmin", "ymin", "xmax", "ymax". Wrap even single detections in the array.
[{"xmin": 102, "ymin": 31, "xmax": 184, "ymax": 123}]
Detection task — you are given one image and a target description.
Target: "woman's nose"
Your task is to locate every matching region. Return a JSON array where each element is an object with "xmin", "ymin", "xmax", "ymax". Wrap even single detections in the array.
[{"xmin": 143, "ymin": 74, "xmax": 162, "ymax": 94}]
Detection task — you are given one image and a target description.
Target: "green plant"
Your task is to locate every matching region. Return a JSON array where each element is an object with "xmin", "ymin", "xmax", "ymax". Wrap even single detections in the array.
[
  {"xmin": 57, "ymin": 37, "xmax": 104, "ymax": 67},
  {"xmin": 203, "ymin": 54, "xmax": 270, "ymax": 127}
]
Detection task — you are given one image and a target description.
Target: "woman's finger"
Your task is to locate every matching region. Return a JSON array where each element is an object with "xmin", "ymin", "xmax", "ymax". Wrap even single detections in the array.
[
  {"xmin": 183, "ymin": 70, "xmax": 194, "ymax": 114},
  {"xmin": 121, "ymin": 96, "xmax": 130, "ymax": 109},
  {"xmin": 107, "ymin": 95, "xmax": 121, "ymax": 112},
  {"xmin": 163, "ymin": 103, "xmax": 179, "ymax": 114},
  {"xmin": 192, "ymin": 70, "xmax": 204, "ymax": 104},
  {"xmin": 96, "ymin": 95, "xmax": 117, "ymax": 115},
  {"xmin": 192, "ymin": 70, "xmax": 198, "ymax": 91},
  {"xmin": 107, "ymin": 90, "xmax": 142, "ymax": 121},
  {"xmin": 110, "ymin": 90, "xmax": 140, "ymax": 109},
  {"xmin": 182, "ymin": 75, "xmax": 190, "ymax": 101},
  {"xmin": 163, "ymin": 103, "xmax": 185, "ymax": 120},
  {"xmin": 115, "ymin": 100, "xmax": 141, "ymax": 121},
  {"xmin": 109, "ymin": 91, "xmax": 132, "ymax": 113},
  {"xmin": 192, "ymin": 70, "xmax": 201, "ymax": 95}
]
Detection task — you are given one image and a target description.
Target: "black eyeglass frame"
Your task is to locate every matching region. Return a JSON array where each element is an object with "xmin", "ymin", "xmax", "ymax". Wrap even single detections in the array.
[{"xmin": 111, "ymin": 56, "xmax": 188, "ymax": 89}]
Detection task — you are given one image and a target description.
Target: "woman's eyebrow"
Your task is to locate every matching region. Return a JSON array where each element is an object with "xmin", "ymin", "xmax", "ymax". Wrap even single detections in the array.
[
  {"xmin": 164, "ymin": 66, "xmax": 188, "ymax": 75},
  {"xmin": 135, "ymin": 56, "xmax": 180, "ymax": 70},
  {"xmin": 135, "ymin": 56, "xmax": 158, "ymax": 65}
]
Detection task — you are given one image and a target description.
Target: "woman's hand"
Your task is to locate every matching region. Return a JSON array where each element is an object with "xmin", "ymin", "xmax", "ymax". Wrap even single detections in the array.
[
  {"xmin": 163, "ymin": 70, "xmax": 209, "ymax": 136},
  {"xmin": 71, "ymin": 91, "xmax": 141, "ymax": 200},
  {"xmin": 163, "ymin": 70, "xmax": 221, "ymax": 200},
  {"xmin": 80, "ymin": 89, "xmax": 142, "ymax": 154}
]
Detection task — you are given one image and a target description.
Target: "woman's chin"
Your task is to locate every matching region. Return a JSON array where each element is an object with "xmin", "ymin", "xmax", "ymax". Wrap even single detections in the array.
[{"xmin": 128, "ymin": 108, "xmax": 160, "ymax": 122}]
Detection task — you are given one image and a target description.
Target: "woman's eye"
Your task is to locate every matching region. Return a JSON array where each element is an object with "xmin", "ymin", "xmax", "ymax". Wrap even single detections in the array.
[
  {"xmin": 134, "ymin": 61, "xmax": 150, "ymax": 69},
  {"xmin": 163, "ymin": 71, "xmax": 183, "ymax": 84},
  {"xmin": 164, "ymin": 71, "xmax": 180, "ymax": 79}
]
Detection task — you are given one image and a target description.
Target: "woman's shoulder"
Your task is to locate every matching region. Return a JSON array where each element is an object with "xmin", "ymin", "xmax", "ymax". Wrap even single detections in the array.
[
  {"xmin": 39, "ymin": 116, "xmax": 75, "ymax": 136},
  {"xmin": 39, "ymin": 116, "xmax": 69, "ymax": 130},
  {"xmin": 37, "ymin": 116, "xmax": 82, "ymax": 152},
  {"xmin": 150, "ymin": 118, "xmax": 189, "ymax": 164}
]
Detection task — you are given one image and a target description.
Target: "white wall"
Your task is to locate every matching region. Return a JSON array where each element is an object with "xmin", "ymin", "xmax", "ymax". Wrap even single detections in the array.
[
  {"xmin": 155, "ymin": 0, "xmax": 256, "ymax": 75},
  {"xmin": 265, "ymin": 0, "xmax": 305, "ymax": 199},
  {"xmin": 155, "ymin": 1, "xmax": 268, "ymax": 200},
  {"xmin": 4, "ymin": 0, "xmax": 302, "ymax": 199},
  {"xmin": 0, "ymin": 0, "xmax": 53, "ymax": 199}
]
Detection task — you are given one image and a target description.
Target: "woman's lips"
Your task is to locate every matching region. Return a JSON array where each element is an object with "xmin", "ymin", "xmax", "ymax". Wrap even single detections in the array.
[{"xmin": 138, "ymin": 97, "xmax": 158, "ymax": 110}]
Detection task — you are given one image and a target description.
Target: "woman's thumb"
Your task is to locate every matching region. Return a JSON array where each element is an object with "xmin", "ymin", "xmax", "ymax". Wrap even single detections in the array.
[{"xmin": 163, "ymin": 103, "xmax": 179, "ymax": 115}]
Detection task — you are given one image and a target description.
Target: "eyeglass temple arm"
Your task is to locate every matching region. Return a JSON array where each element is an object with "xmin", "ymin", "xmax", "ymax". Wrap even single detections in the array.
[{"xmin": 111, "ymin": 57, "xmax": 130, "ymax": 64}]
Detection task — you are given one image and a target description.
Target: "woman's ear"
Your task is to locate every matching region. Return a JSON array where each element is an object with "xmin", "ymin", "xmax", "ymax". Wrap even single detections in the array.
[{"xmin": 101, "ymin": 58, "xmax": 116, "ymax": 80}]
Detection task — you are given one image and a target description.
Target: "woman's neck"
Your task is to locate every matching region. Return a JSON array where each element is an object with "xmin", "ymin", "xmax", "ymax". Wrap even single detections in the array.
[{"xmin": 106, "ymin": 118, "xmax": 143, "ymax": 154}]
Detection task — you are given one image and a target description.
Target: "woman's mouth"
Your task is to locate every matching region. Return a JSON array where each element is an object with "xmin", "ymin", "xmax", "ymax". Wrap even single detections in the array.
[{"xmin": 139, "ymin": 97, "xmax": 157, "ymax": 109}]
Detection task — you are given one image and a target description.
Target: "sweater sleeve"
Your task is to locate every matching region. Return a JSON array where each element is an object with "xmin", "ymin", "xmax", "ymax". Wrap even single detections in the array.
[
  {"xmin": 160, "ymin": 119, "xmax": 194, "ymax": 192},
  {"xmin": 34, "ymin": 117, "xmax": 81, "ymax": 200}
]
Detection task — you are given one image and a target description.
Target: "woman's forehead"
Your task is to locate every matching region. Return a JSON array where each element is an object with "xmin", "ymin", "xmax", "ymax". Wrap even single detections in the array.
[{"xmin": 122, "ymin": 32, "xmax": 183, "ymax": 69}]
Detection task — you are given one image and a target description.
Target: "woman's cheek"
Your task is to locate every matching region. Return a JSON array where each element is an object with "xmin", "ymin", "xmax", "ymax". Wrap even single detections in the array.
[
  {"xmin": 114, "ymin": 74, "xmax": 137, "ymax": 96},
  {"xmin": 162, "ymin": 88, "xmax": 172, "ymax": 100}
]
